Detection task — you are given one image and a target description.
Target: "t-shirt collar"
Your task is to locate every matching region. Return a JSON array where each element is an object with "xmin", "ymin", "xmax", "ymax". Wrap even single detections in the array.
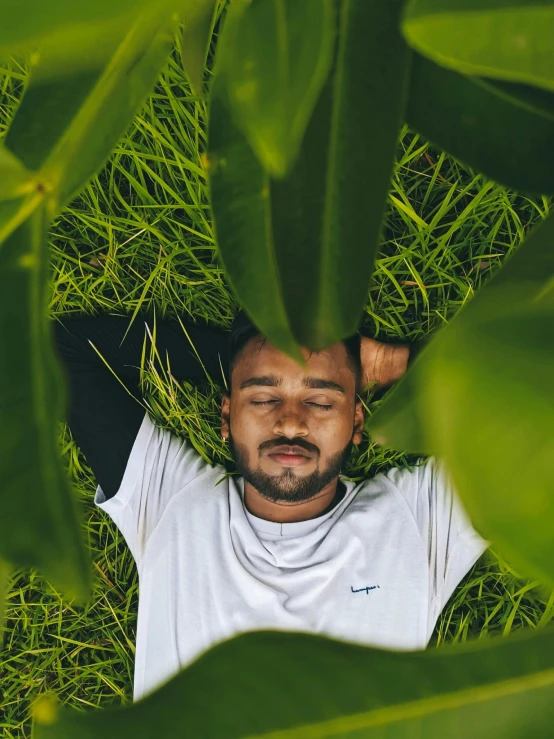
[{"xmin": 233, "ymin": 476, "xmax": 355, "ymax": 538}]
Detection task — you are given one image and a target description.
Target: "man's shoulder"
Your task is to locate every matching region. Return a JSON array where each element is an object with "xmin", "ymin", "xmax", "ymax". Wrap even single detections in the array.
[
  {"xmin": 351, "ymin": 457, "xmax": 429, "ymax": 494},
  {"xmin": 162, "ymin": 460, "xmax": 232, "ymax": 514},
  {"xmin": 344, "ymin": 458, "xmax": 432, "ymax": 519}
]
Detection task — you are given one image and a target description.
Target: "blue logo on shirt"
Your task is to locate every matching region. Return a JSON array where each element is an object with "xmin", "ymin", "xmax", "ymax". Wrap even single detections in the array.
[{"xmin": 351, "ymin": 585, "xmax": 380, "ymax": 594}]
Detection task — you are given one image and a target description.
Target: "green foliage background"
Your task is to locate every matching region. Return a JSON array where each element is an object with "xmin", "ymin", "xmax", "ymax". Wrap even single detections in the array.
[{"xmin": 1, "ymin": 37, "xmax": 554, "ymax": 737}]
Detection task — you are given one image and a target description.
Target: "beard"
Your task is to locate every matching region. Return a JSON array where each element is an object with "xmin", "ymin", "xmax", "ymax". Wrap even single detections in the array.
[{"xmin": 228, "ymin": 431, "xmax": 353, "ymax": 504}]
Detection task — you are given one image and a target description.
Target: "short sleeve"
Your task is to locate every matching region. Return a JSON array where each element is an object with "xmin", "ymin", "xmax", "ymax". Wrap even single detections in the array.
[
  {"xmin": 386, "ymin": 456, "xmax": 489, "ymax": 614},
  {"xmin": 94, "ymin": 410, "xmax": 212, "ymax": 563}
]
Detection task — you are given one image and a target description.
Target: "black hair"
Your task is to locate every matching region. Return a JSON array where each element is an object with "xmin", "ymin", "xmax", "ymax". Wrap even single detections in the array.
[{"xmin": 228, "ymin": 310, "xmax": 362, "ymax": 392}]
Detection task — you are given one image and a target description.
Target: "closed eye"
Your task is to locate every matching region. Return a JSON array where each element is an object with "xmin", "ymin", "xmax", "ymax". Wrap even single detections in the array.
[{"xmin": 250, "ymin": 400, "xmax": 333, "ymax": 411}]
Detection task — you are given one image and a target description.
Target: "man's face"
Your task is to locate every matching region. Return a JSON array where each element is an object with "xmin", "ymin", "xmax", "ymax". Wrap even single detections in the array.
[{"xmin": 221, "ymin": 337, "xmax": 364, "ymax": 504}]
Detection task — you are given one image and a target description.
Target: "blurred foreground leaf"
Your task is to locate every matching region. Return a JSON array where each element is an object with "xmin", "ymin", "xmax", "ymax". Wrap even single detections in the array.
[
  {"xmin": 368, "ymin": 211, "xmax": 554, "ymax": 584},
  {"xmin": 207, "ymin": 0, "xmax": 307, "ymax": 359},
  {"xmin": 180, "ymin": 0, "xmax": 218, "ymax": 97},
  {"xmin": 421, "ymin": 297, "xmax": 554, "ymax": 585},
  {"xmin": 0, "ymin": 145, "xmax": 33, "ymax": 199},
  {"xmin": 221, "ymin": 0, "xmax": 335, "ymax": 177},
  {"xmin": 0, "ymin": 203, "xmax": 90, "ymax": 599},
  {"xmin": 6, "ymin": 9, "xmax": 176, "ymax": 214},
  {"xmin": 368, "ymin": 209, "xmax": 554, "ymax": 450},
  {"xmin": 0, "ymin": 0, "xmax": 149, "ymax": 49},
  {"xmin": 0, "ymin": 6, "xmax": 176, "ymax": 599},
  {"xmin": 209, "ymin": 0, "xmax": 411, "ymax": 351},
  {"xmin": 403, "ymin": 0, "xmax": 554, "ymax": 92},
  {"xmin": 208, "ymin": 73, "xmax": 302, "ymax": 360},
  {"xmin": 0, "ymin": 0, "xmax": 155, "ymax": 76},
  {"xmin": 271, "ymin": 0, "xmax": 410, "ymax": 348},
  {"xmin": 35, "ymin": 627, "xmax": 554, "ymax": 738},
  {"xmin": 408, "ymin": 53, "xmax": 554, "ymax": 195}
]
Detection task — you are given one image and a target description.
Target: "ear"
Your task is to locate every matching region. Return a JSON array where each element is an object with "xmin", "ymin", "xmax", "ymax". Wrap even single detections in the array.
[
  {"xmin": 352, "ymin": 399, "xmax": 364, "ymax": 446},
  {"xmin": 221, "ymin": 391, "xmax": 230, "ymax": 439}
]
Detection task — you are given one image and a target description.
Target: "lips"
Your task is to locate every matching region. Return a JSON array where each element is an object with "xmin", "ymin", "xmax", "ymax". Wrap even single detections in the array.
[
  {"xmin": 268, "ymin": 445, "xmax": 312, "ymax": 457},
  {"xmin": 267, "ymin": 445, "xmax": 313, "ymax": 467},
  {"xmin": 268, "ymin": 453, "xmax": 312, "ymax": 467}
]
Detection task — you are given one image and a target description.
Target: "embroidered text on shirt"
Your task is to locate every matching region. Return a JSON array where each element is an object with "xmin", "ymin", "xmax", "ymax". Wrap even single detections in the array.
[{"xmin": 351, "ymin": 585, "xmax": 380, "ymax": 594}]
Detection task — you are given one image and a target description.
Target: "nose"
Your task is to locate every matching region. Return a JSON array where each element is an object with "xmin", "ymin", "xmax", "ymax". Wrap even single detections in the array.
[{"xmin": 272, "ymin": 402, "xmax": 309, "ymax": 438}]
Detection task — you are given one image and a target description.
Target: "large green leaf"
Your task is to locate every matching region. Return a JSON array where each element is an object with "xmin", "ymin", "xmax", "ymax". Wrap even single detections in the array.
[
  {"xmin": 407, "ymin": 52, "xmax": 554, "ymax": 195},
  {"xmin": 421, "ymin": 296, "xmax": 554, "ymax": 584},
  {"xmin": 0, "ymin": 203, "xmax": 90, "ymax": 599},
  {"xmin": 402, "ymin": 0, "xmax": 554, "ymax": 92},
  {"xmin": 0, "ymin": 146, "xmax": 33, "ymax": 199},
  {"xmin": 221, "ymin": 0, "xmax": 335, "ymax": 177},
  {"xmin": 207, "ymin": 74, "xmax": 302, "ymax": 360},
  {"xmin": 35, "ymin": 627, "xmax": 554, "ymax": 738},
  {"xmin": 368, "ymin": 209, "xmax": 554, "ymax": 453},
  {"xmin": 0, "ymin": 0, "xmax": 149, "ymax": 49},
  {"xmin": 180, "ymin": 0, "xmax": 218, "ymax": 97},
  {"xmin": 270, "ymin": 0, "xmax": 411, "ymax": 348},
  {"xmin": 6, "ymin": 8, "xmax": 176, "ymax": 216},
  {"xmin": 0, "ymin": 0, "xmax": 154, "ymax": 77},
  {"xmin": 5, "ymin": 68, "xmax": 103, "ymax": 172},
  {"xmin": 209, "ymin": 0, "xmax": 411, "ymax": 352},
  {"xmin": 368, "ymin": 211, "xmax": 554, "ymax": 583},
  {"xmin": 0, "ymin": 6, "xmax": 178, "ymax": 599}
]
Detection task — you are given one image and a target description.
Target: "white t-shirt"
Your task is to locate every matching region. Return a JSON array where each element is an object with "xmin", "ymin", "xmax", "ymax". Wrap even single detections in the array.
[{"xmin": 95, "ymin": 410, "xmax": 488, "ymax": 702}]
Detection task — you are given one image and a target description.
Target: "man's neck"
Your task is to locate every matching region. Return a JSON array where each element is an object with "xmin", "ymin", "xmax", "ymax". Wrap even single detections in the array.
[{"xmin": 243, "ymin": 478, "xmax": 345, "ymax": 523}]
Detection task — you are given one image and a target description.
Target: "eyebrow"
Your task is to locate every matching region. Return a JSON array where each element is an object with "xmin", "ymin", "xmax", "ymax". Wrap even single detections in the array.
[{"xmin": 239, "ymin": 374, "xmax": 346, "ymax": 394}]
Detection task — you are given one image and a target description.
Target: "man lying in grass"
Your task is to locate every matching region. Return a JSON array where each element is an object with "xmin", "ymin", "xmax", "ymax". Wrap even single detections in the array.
[{"xmin": 54, "ymin": 310, "xmax": 488, "ymax": 701}]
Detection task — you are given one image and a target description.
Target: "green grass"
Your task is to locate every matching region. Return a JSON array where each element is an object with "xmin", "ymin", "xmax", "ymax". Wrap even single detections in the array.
[{"xmin": 1, "ymin": 38, "xmax": 554, "ymax": 738}]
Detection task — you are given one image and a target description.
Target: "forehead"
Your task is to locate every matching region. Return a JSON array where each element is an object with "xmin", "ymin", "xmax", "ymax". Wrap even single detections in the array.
[{"xmin": 233, "ymin": 337, "xmax": 355, "ymax": 388}]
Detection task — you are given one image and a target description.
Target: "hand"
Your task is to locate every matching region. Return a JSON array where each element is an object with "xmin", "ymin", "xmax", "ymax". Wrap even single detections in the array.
[{"xmin": 360, "ymin": 336, "xmax": 410, "ymax": 392}]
